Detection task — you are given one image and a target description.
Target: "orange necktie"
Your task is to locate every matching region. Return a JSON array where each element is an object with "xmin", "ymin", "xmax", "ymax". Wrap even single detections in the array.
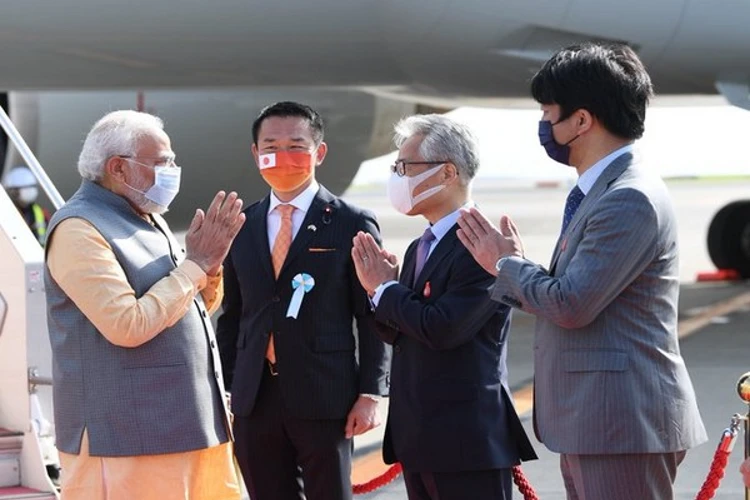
[{"xmin": 267, "ymin": 204, "xmax": 295, "ymax": 364}]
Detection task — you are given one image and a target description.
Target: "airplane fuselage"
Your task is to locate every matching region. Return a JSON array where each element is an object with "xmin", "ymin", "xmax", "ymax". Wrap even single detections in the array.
[{"xmin": 1, "ymin": 1, "xmax": 748, "ymax": 102}]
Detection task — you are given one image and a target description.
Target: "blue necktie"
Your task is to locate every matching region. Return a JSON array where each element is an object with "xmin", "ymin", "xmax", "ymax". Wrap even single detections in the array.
[
  {"xmin": 413, "ymin": 227, "xmax": 436, "ymax": 285},
  {"xmin": 561, "ymin": 185, "xmax": 585, "ymax": 235}
]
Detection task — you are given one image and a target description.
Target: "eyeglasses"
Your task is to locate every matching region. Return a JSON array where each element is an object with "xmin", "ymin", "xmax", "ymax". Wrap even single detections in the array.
[
  {"xmin": 119, "ymin": 155, "xmax": 177, "ymax": 168},
  {"xmin": 390, "ymin": 160, "xmax": 448, "ymax": 177}
]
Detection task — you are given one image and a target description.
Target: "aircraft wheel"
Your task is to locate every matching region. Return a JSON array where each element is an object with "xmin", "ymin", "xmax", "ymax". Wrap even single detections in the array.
[{"xmin": 707, "ymin": 201, "xmax": 750, "ymax": 278}]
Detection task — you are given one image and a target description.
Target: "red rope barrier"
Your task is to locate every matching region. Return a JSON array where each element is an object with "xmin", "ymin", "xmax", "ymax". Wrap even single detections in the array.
[
  {"xmin": 512, "ymin": 465, "xmax": 539, "ymax": 500},
  {"xmin": 695, "ymin": 420, "xmax": 740, "ymax": 500},
  {"xmin": 352, "ymin": 463, "xmax": 403, "ymax": 495},
  {"xmin": 352, "ymin": 418, "xmax": 741, "ymax": 500},
  {"xmin": 352, "ymin": 462, "xmax": 539, "ymax": 497},
  {"xmin": 695, "ymin": 448, "xmax": 730, "ymax": 500}
]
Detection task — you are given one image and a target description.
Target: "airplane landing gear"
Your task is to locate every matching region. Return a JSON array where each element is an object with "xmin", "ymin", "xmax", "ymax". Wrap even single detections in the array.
[{"xmin": 708, "ymin": 201, "xmax": 750, "ymax": 279}]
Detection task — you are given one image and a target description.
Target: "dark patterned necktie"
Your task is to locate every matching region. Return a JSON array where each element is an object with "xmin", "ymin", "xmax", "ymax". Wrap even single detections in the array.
[{"xmin": 561, "ymin": 185, "xmax": 585, "ymax": 236}]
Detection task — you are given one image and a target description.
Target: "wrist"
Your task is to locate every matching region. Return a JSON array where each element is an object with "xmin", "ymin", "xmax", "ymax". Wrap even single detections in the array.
[
  {"xmin": 495, "ymin": 256, "xmax": 510, "ymax": 274},
  {"xmin": 369, "ymin": 281, "xmax": 385, "ymax": 297},
  {"xmin": 359, "ymin": 393, "xmax": 381, "ymax": 403}
]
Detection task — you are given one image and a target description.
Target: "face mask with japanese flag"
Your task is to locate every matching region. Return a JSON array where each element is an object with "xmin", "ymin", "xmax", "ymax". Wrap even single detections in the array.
[{"xmin": 257, "ymin": 151, "xmax": 314, "ymax": 192}]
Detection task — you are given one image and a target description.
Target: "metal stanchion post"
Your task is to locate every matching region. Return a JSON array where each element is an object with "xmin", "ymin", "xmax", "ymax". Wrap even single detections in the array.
[{"xmin": 736, "ymin": 372, "xmax": 750, "ymax": 500}]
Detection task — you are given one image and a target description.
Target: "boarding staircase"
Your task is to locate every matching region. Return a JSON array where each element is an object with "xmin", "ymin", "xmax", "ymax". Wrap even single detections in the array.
[
  {"xmin": 0, "ymin": 102, "xmax": 63, "ymax": 499},
  {"xmin": 0, "ymin": 429, "xmax": 55, "ymax": 500}
]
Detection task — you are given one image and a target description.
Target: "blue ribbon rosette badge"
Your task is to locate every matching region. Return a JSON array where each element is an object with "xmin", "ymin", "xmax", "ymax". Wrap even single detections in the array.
[{"xmin": 286, "ymin": 273, "xmax": 315, "ymax": 319}]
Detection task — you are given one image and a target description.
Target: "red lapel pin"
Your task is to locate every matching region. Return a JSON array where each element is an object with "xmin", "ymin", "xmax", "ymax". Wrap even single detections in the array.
[{"xmin": 423, "ymin": 281, "xmax": 431, "ymax": 298}]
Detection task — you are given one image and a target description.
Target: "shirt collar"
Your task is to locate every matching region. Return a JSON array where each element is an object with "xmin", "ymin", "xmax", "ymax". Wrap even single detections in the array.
[
  {"xmin": 577, "ymin": 144, "xmax": 633, "ymax": 195},
  {"xmin": 268, "ymin": 180, "xmax": 320, "ymax": 214},
  {"xmin": 428, "ymin": 201, "xmax": 473, "ymax": 242}
]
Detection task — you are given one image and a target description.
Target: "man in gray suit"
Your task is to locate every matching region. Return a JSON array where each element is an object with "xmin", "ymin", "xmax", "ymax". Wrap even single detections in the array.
[{"xmin": 457, "ymin": 43, "xmax": 707, "ymax": 500}]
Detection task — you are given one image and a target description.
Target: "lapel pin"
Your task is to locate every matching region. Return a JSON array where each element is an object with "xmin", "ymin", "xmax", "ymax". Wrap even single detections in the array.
[
  {"xmin": 307, "ymin": 224, "xmax": 317, "ymax": 232},
  {"xmin": 423, "ymin": 281, "xmax": 431, "ymax": 298},
  {"xmin": 322, "ymin": 205, "xmax": 333, "ymax": 225}
]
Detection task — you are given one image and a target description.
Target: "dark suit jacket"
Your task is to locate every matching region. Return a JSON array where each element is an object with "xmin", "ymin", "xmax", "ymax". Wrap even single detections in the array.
[
  {"xmin": 217, "ymin": 186, "xmax": 390, "ymax": 419},
  {"xmin": 374, "ymin": 225, "xmax": 536, "ymax": 473}
]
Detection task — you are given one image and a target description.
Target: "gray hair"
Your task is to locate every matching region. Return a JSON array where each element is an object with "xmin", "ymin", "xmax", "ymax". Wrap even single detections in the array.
[
  {"xmin": 77, "ymin": 110, "xmax": 165, "ymax": 181},
  {"xmin": 393, "ymin": 114, "xmax": 480, "ymax": 182}
]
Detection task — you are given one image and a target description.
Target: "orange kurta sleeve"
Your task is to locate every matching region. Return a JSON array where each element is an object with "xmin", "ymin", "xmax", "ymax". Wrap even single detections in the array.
[{"xmin": 47, "ymin": 217, "xmax": 210, "ymax": 348}]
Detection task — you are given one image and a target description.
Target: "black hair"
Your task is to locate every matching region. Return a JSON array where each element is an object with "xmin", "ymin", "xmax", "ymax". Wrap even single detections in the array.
[
  {"xmin": 530, "ymin": 42, "xmax": 653, "ymax": 140},
  {"xmin": 251, "ymin": 101, "xmax": 325, "ymax": 145}
]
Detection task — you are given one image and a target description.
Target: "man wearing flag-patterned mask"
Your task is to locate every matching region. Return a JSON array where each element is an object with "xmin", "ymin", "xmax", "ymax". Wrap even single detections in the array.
[{"xmin": 216, "ymin": 101, "xmax": 391, "ymax": 500}]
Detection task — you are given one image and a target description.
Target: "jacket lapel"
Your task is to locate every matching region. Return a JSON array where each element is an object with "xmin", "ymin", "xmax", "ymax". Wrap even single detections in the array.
[
  {"xmin": 249, "ymin": 196, "xmax": 275, "ymax": 281},
  {"xmin": 413, "ymin": 226, "xmax": 458, "ymax": 290},
  {"xmin": 400, "ymin": 240, "xmax": 419, "ymax": 287},
  {"xmin": 278, "ymin": 186, "xmax": 335, "ymax": 278},
  {"xmin": 549, "ymin": 152, "xmax": 634, "ymax": 274}
]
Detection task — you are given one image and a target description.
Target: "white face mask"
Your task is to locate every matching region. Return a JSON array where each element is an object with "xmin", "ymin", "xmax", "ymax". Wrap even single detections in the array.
[
  {"xmin": 17, "ymin": 186, "xmax": 38, "ymax": 206},
  {"xmin": 125, "ymin": 163, "xmax": 182, "ymax": 213},
  {"xmin": 387, "ymin": 164, "xmax": 445, "ymax": 215}
]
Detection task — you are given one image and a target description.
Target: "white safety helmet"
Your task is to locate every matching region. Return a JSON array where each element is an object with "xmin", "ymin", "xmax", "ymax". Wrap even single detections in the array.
[{"xmin": 4, "ymin": 166, "xmax": 37, "ymax": 188}]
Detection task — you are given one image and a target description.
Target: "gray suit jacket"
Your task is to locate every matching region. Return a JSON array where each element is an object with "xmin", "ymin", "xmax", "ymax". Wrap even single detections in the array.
[{"xmin": 492, "ymin": 152, "xmax": 707, "ymax": 454}]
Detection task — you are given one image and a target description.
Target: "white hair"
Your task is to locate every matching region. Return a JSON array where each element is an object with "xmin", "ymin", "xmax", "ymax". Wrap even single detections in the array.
[
  {"xmin": 393, "ymin": 114, "xmax": 480, "ymax": 181},
  {"xmin": 77, "ymin": 110, "xmax": 165, "ymax": 181}
]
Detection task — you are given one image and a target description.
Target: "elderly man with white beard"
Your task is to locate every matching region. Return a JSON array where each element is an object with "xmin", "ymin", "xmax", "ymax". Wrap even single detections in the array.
[{"xmin": 44, "ymin": 110, "xmax": 245, "ymax": 500}]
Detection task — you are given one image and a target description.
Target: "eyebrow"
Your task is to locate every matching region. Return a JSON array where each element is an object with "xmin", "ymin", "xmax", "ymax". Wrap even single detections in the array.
[{"xmin": 261, "ymin": 137, "xmax": 309, "ymax": 144}]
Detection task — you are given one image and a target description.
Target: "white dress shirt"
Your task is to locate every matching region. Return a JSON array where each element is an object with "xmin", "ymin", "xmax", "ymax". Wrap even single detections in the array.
[
  {"xmin": 577, "ymin": 143, "xmax": 633, "ymax": 195},
  {"xmin": 266, "ymin": 180, "xmax": 320, "ymax": 249},
  {"xmin": 372, "ymin": 203, "xmax": 472, "ymax": 307}
]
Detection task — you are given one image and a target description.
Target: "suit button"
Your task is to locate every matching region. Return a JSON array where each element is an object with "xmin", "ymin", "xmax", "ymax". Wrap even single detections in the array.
[
  {"xmin": 394, "ymin": 345, "xmax": 401, "ymax": 354},
  {"xmin": 272, "ymin": 296, "xmax": 280, "ymax": 303}
]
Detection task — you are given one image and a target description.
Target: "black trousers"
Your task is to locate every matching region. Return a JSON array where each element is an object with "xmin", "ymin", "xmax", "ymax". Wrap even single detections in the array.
[
  {"xmin": 403, "ymin": 467, "xmax": 513, "ymax": 500},
  {"xmin": 233, "ymin": 367, "xmax": 352, "ymax": 500}
]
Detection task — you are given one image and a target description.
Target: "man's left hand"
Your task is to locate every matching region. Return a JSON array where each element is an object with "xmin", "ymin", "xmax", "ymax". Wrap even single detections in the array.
[
  {"xmin": 457, "ymin": 207, "xmax": 524, "ymax": 275},
  {"xmin": 351, "ymin": 231, "xmax": 399, "ymax": 295},
  {"xmin": 345, "ymin": 395, "xmax": 382, "ymax": 439}
]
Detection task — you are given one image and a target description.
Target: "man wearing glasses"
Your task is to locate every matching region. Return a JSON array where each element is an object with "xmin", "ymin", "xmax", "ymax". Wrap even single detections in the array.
[
  {"xmin": 351, "ymin": 114, "xmax": 536, "ymax": 500},
  {"xmin": 45, "ymin": 110, "xmax": 244, "ymax": 499}
]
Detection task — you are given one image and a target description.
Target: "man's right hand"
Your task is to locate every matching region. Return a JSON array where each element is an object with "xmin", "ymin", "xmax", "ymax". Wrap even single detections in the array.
[{"xmin": 185, "ymin": 191, "xmax": 246, "ymax": 276}]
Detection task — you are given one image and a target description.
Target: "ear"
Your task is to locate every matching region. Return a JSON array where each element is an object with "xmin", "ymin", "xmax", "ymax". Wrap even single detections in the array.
[
  {"xmin": 442, "ymin": 162, "xmax": 460, "ymax": 184},
  {"xmin": 576, "ymin": 109, "xmax": 594, "ymax": 134},
  {"xmin": 314, "ymin": 141, "xmax": 328, "ymax": 166},
  {"xmin": 251, "ymin": 143, "xmax": 260, "ymax": 167},
  {"xmin": 105, "ymin": 156, "xmax": 128, "ymax": 183}
]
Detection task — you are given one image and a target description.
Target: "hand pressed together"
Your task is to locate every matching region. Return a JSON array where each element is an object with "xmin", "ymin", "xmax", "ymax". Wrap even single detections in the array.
[
  {"xmin": 185, "ymin": 191, "xmax": 246, "ymax": 276},
  {"xmin": 457, "ymin": 207, "xmax": 524, "ymax": 276},
  {"xmin": 351, "ymin": 231, "xmax": 399, "ymax": 296}
]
